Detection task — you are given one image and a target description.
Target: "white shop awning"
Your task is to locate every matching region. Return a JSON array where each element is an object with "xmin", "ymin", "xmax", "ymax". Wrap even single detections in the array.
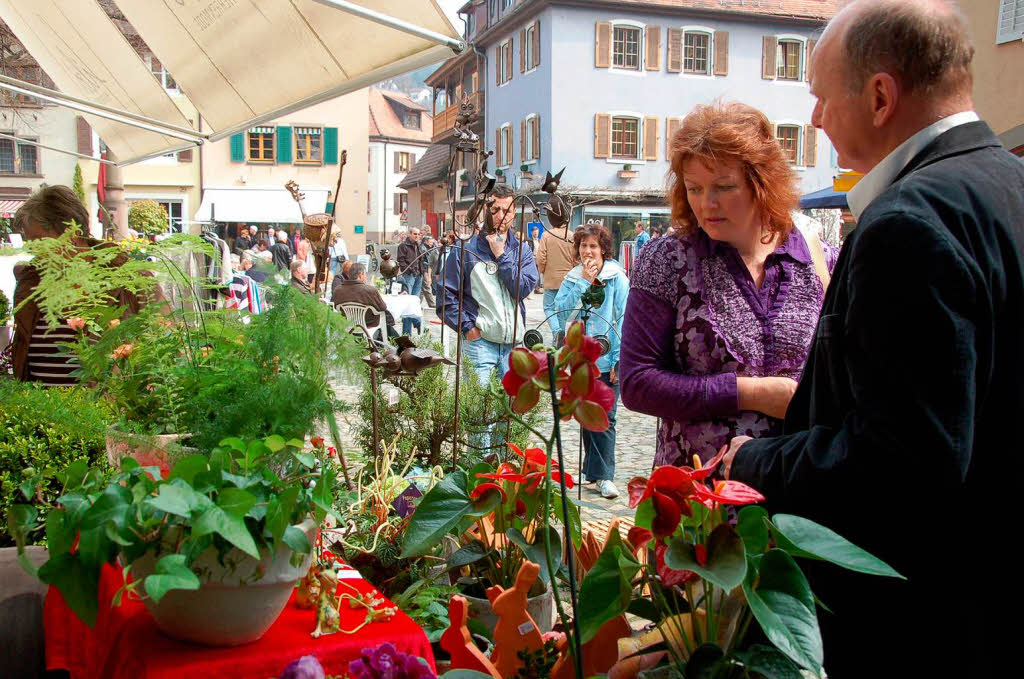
[
  {"xmin": 0, "ymin": 0, "xmax": 461, "ymax": 165},
  {"xmin": 195, "ymin": 187, "xmax": 329, "ymax": 224}
]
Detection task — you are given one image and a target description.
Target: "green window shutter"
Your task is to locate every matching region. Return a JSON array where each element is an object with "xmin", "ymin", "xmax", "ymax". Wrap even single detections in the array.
[
  {"xmin": 276, "ymin": 126, "xmax": 292, "ymax": 164},
  {"xmin": 324, "ymin": 127, "xmax": 338, "ymax": 164},
  {"xmin": 230, "ymin": 133, "xmax": 244, "ymax": 162}
]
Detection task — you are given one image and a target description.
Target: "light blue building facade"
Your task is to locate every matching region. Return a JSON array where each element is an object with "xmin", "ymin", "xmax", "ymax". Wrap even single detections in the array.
[{"xmin": 469, "ymin": 0, "xmax": 838, "ymax": 250}]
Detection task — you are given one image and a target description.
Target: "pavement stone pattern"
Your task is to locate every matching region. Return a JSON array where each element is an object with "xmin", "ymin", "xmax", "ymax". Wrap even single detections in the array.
[{"xmin": 330, "ymin": 288, "xmax": 658, "ymax": 526}]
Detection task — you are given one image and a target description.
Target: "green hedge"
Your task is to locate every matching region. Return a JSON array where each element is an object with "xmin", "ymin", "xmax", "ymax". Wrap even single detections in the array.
[{"xmin": 0, "ymin": 380, "xmax": 113, "ymax": 547}]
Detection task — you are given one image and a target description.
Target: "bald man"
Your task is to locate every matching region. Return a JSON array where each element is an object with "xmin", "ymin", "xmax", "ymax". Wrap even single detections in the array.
[{"xmin": 723, "ymin": 1, "xmax": 1022, "ymax": 675}]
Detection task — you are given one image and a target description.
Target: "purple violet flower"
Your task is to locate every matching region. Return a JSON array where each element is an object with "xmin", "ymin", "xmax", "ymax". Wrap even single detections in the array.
[
  {"xmin": 347, "ymin": 642, "xmax": 436, "ymax": 679},
  {"xmin": 280, "ymin": 654, "xmax": 326, "ymax": 679}
]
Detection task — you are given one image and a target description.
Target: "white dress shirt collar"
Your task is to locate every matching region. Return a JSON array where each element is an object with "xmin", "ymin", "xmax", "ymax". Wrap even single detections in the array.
[{"xmin": 847, "ymin": 111, "xmax": 980, "ymax": 221}]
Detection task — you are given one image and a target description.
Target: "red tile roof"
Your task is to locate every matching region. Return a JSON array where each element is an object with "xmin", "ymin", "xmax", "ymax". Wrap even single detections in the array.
[
  {"xmin": 611, "ymin": 0, "xmax": 837, "ymax": 21},
  {"xmin": 368, "ymin": 89, "xmax": 433, "ymax": 144}
]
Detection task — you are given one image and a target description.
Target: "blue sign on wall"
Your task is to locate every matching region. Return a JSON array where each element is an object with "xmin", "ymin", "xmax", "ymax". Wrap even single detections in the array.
[
  {"xmin": 527, "ymin": 221, "xmax": 544, "ymax": 238},
  {"xmin": 354, "ymin": 224, "xmax": 365, "ymax": 234}
]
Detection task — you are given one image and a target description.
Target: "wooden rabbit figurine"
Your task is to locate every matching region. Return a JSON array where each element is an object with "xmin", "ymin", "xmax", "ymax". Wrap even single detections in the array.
[
  {"xmin": 488, "ymin": 561, "xmax": 545, "ymax": 677},
  {"xmin": 439, "ymin": 595, "xmax": 501, "ymax": 679},
  {"xmin": 311, "ymin": 567, "xmax": 341, "ymax": 638}
]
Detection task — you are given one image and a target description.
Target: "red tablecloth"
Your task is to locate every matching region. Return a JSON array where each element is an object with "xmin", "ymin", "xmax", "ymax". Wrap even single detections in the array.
[{"xmin": 44, "ymin": 563, "xmax": 435, "ymax": 679}]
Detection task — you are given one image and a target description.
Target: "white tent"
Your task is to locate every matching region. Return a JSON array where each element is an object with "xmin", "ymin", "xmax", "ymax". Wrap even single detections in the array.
[{"xmin": 0, "ymin": 0, "xmax": 462, "ymax": 165}]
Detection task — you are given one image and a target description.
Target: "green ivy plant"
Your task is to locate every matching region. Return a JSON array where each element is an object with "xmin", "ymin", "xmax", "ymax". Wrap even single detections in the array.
[{"xmin": 8, "ymin": 435, "xmax": 338, "ymax": 627}]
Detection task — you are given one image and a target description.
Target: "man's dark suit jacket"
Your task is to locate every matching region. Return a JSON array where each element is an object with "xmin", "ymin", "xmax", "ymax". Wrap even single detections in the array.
[
  {"xmin": 733, "ymin": 122, "xmax": 1024, "ymax": 677},
  {"xmin": 331, "ymin": 280, "xmax": 394, "ymax": 328}
]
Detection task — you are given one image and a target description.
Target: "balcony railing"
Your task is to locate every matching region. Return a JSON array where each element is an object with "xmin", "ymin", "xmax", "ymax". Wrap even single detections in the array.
[{"xmin": 432, "ymin": 91, "xmax": 485, "ymax": 143}]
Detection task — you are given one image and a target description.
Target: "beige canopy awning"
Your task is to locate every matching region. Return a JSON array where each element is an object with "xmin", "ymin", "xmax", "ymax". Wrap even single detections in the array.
[{"xmin": 0, "ymin": 0, "xmax": 461, "ymax": 165}]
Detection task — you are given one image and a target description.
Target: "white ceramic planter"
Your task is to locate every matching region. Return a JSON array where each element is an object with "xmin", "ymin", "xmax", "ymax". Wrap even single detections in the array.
[
  {"xmin": 463, "ymin": 582, "xmax": 556, "ymax": 633},
  {"xmin": 129, "ymin": 519, "xmax": 316, "ymax": 646}
]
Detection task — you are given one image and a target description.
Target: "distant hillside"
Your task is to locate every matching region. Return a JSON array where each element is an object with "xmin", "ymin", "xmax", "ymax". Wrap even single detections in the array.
[{"xmin": 375, "ymin": 64, "xmax": 438, "ymax": 110}]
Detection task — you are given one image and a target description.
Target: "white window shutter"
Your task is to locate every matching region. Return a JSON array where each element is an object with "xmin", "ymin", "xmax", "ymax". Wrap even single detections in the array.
[{"xmin": 997, "ymin": 0, "xmax": 1024, "ymax": 44}]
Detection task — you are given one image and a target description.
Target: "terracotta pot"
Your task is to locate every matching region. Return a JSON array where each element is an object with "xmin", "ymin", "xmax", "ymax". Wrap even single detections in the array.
[
  {"xmin": 462, "ymin": 581, "xmax": 556, "ymax": 633},
  {"xmin": 105, "ymin": 428, "xmax": 186, "ymax": 478},
  {"xmin": 128, "ymin": 519, "xmax": 316, "ymax": 646}
]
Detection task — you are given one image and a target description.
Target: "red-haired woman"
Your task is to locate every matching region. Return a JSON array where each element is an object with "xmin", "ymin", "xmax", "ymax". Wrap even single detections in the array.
[{"xmin": 619, "ymin": 102, "xmax": 837, "ymax": 468}]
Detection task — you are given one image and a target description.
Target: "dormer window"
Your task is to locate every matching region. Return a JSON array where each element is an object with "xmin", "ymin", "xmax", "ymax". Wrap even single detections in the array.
[{"xmin": 402, "ymin": 112, "xmax": 421, "ymax": 130}]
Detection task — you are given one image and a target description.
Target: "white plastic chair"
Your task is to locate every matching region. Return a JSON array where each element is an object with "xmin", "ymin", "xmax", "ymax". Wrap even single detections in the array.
[{"xmin": 335, "ymin": 302, "xmax": 383, "ymax": 344}]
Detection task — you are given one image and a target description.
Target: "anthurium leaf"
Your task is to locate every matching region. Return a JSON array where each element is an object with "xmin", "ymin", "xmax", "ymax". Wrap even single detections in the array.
[
  {"xmin": 737, "ymin": 506, "xmax": 770, "ymax": 555},
  {"xmin": 168, "ymin": 454, "xmax": 209, "ymax": 485},
  {"xmin": 684, "ymin": 643, "xmax": 725, "ymax": 679},
  {"xmin": 192, "ymin": 506, "xmax": 259, "ymax": 559},
  {"xmin": 282, "ymin": 525, "xmax": 312, "ymax": 554},
  {"xmin": 144, "ymin": 554, "xmax": 200, "ymax": 604},
  {"xmin": 216, "ymin": 488, "xmax": 257, "ymax": 518},
  {"xmin": 732, "ymin": 644, "xmax": 805, "ymax": 679},
  {"xmin": 80, "ymin": 484, "xmax": 131, "ymax": 531},
  {"xmin": 38, "ymin": 553, "xmax": 99, "ymax": 627},
  {"xmin": 505, "ymin": 526, "xmax": 562, "ymax": 586},
  {"xmin": 144, "ymin": 484, "xmax": 194, "ymax": 518},
  {"xmin": 664, "ymin": 524, "xmax": 747, "ymax": 591},
  {"xmin": 633, "ymin": 498, "xmax": 654, "ymax": 530},
  {"xmin": 401, "ymin": 472, "xmax": 477, "ymax": 558},
  {"xmin": 626, "ymin": 597, "xmax": 661, "ymax": 622},
  {"xmin": 445, "ymin": 540, "xmax": 491, "ymax": 570},
  {"xmin": 770, "ymin": 514, "xmax": 904, "ymax": 579},
  {"xmin": 46, "ymin": 510, "xmax": 74, "ymax": 555},
  {"xmin": 577, "ymin": 531, "xmax": 639, "ymax": 643},
  {"xmin": 742, "ymin": 549, "xmax": 822, "ymax": 674}
]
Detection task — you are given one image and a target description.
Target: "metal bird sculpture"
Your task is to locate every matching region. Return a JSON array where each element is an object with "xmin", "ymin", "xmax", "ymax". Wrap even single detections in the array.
[
  {"xmin": 394, "ymin": 336, "xmax": 454, "ymax": 375},
  {"xmin": 545, "ymin": 192, "xmax": 571, "ymax": 229},
  {"xmin": 542, "ymin": 168, "xmax": 565, "ymax": 194},
  {"xmin": 454, "ymin": 97, "xmax": 480, "ymax": 143},
  {"xmin": 378, "ymin": 248, "xmax": 399, "ymax": 279}
]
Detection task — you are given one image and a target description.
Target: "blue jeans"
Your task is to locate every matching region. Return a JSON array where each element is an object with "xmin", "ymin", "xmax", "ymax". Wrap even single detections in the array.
[
  {"xmin": 402, "ymin": 316, "xmax": 422, "ymax": 335},
  {"xmin": 463, "ymin": 336, "xmax": 513, "ymax": 453},
  {"xmin": 581, "ymin": 371, "xmax": 619, "ymax": 482},
  {"xmin": 543, "ymin": 288, "xmax": 569, "ymax": 337},
  {"xmin": 400, "ymin": 274, "xmax": 423, "ymax": 297}
]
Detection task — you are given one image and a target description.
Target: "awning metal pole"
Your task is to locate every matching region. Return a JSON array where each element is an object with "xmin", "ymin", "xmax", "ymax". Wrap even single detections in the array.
[
  {"xmin": 0, "ymin": 75, "xmax": 206, "ymax": 143},
  {"xmin": 0, "ymin": 132, "xmax": 118, "ymax": 165},
  {"xmin": 116, "ymin": 141, "xmax": 202, "ymax": 168},
  {"xmin": 209, "ymin": 44, "xmax": 454, "ymax": 142},
  {"xmin": 311, "ymin": 0, "xmax": 465, "ymax": 53}
]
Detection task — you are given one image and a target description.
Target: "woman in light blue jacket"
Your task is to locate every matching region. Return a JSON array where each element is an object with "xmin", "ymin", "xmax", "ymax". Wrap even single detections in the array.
[{"xmin": 555, "ymin": 224, "xmax": 629, "ymax": 499}]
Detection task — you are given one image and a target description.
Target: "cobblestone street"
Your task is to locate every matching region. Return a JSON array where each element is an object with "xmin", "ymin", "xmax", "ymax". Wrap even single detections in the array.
[{"xmin": 331, "ymin": 286, "xmax": 657, "ymax": 525}]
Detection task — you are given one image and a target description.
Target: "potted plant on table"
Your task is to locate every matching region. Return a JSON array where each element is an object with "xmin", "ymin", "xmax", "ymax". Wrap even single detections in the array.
[{"xmin": 8, "ymin": 434, "xmax": 339, "ymax": 646}]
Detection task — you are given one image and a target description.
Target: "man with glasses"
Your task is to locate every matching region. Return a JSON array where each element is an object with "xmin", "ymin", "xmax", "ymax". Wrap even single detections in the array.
[{"xmin": 441, "ymin": 184, "xmax": 539, "ymax": 387}]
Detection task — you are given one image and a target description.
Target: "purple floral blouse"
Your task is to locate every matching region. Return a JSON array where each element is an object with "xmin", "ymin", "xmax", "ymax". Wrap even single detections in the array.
[{"xmin": 619, "ymin": 227, "xmax": 838, "ymax": 468}]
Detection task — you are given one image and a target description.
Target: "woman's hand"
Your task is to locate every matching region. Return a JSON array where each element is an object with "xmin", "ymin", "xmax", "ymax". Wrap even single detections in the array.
[
  {"xmin": 581, "ymin": 256, "xmax": 601, "ymax": 283},
  {"xmin": 737, "ymin": 376, "xmax": 798, "ymax": 419},
  {"xmin": 609, "ymin": 365, "xmax": 618, "ymax": 385}
]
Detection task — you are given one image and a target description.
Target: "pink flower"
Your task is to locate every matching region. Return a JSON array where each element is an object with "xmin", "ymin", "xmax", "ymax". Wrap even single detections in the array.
[
  {"xmin": 68, "ymin": 317, "xmax": 86, "ymax": 332},
  {"xmin": 111, "ymin": 343, "xmax": 134, "ymax": 360},
  {"xmin": 108, "ymin": 318, "xmax": 120, "ymax": 329}
]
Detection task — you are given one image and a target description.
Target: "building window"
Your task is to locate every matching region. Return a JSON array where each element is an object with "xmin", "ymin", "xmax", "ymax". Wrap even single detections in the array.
[
  {"xmin": 247, "ymin": 126, "xmax": 275, "ymax": 162},
  {"xmin": 502, "ymin": 0, "xmax": 514, "ymax": 9},
  {"xmin": 776, "ymin": 124, "xmax": 800, "ymax": 163},
  {"xmin": 525, "ymin": 115, "xmax": 538, "ymax": 161},
  {"xmin": 525, "ymin": 23, "xmax": 538, "ymax": 70},
  {"xmin": 294, "ymin": 127, "xmax": 322, "ymax": 164},
  {"xmin": 147, "ymin": 54, "xmax": 178, "ymax": 93},
  {"xmin": 777, "ymin": 40, "xmax": 802, "ymax": 80},
  {"xmin": 158, "ymin": 200, "xmax": 184, "ymax": 232},
  {"xmin": 612, "ymin": 26, "xmax": 641, "ymax": 70},
  {"xmin": 611, "ymin": 117, "xmax": 639, "ymax": 159},
  {"xmin": 683, "ymin": 32, "xmax": 711, "ymax": 74},
  {"xmin": 395, "ymin": 193, "xmax": 409, "ymax": 217},
  {"xmin": 402, "ymin": 112, "xmax": 421, "ymax": 130},
  {"xmin": 396, "ymin": 151, "xmax": 414, "ymax": 173},
  {"xmin": 499, "ymin": 39, "xmax": 512, "ymax": 84},
  {"xmin": 500, "ymin": 125, "xmax": 512, "ymax": 166},
  {"xmin": 0, "ymin": 137, "xmax": 39, "ymax": 174}
]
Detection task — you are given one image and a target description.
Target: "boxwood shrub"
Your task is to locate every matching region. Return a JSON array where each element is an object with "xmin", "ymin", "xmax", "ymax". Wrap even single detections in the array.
[{"xmin": 0, "ymin": 380, "xmax": 113, "ymax": 546}]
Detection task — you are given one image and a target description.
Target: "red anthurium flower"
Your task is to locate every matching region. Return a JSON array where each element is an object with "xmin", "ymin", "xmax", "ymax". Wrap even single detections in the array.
[
  {"xmin": 507, "ymin": 443, "xmax": 556, "ymax": 471},
  {"xmin": 694, "ymin": 543, "xmax": 708, "ymax": 567},
  {"xmin": 689, "ymin": 448, "xmax": 727, "ymax": 481},
  {"xmin": 477, "ymin": 463, "xmax": 528, "ymax": 484},
  {"xmin": 627, "ymin": 526, "xmax": 653, "ymax": 553},
  {"xmin": 469, "ymin": 482, "xmax": 507, "ymax": 503},
  {"xmin": 693, "ymin": 480, "xmax": 765, "ymax": 507},
  {"xmin": 655, "ymin": 543, "xmax": 698, "ymax": 587},
  {"xmin": 629, "ymin": 466, "xmax": 704, "ymax": 538},
  {"xmin": 627, "ymin": 477, "xmax": 650, "ymax": 508},
  {"xmin": 650, "ymin": 490, "xmax": 684, "ymax": 539},
  {"xmin": 524, "ymin": 469, "xmax": 574, "ymax": 493},
  {"xmin": 514, "ymin": 498, "xmax": 527, "ymax": 519}
]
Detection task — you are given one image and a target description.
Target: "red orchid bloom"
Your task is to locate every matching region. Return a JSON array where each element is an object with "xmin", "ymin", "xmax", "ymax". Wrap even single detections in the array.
[
  {"xmin": 559, "ymin": 368, "xmax": 615, "ymax": 432},
  {"xmin": 503, "ymin": 349, "xmax": 569, "ymax": 413},
  {"xmin": 469, "ymin": 482, "xmax": 507, "ymax": 503}
]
